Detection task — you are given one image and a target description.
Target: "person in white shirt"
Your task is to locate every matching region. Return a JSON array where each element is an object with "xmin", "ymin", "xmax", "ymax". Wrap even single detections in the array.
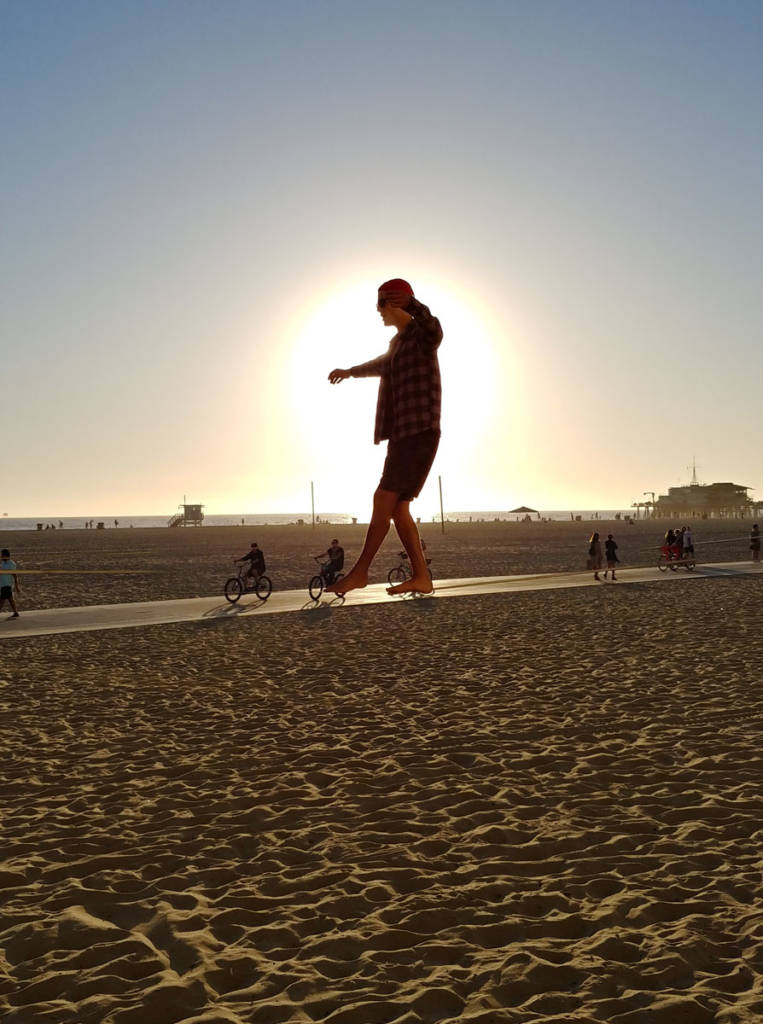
[{"xmin": 0, "ymin": 548, "xmax": 20, "ymax": 618}]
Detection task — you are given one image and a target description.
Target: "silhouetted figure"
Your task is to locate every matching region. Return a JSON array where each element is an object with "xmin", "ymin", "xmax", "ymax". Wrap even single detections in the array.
[
  {"xmin": 751, "ymin": 524, "xmax": 760, "ymax": 562},
  {"xmin": 588, "ymin": 532, "xmax": 603, "ymax": 581},
  {"xmin": 603, "ymin": 534, "xmax": 619, "ymax": 580},
  {"xmin": 315, "ymin": 539, "xmax": 345, "ymax": 585},
  {"xmin": 237, "ymin": 542, "xmax": 266, "ymax": 583},
  {"xmin": 327, "ymin": 278, "xmax": 442, "ymax": 596},
  {"xmin": 0, "ymin": 548, "xmax": 20, "ymax": 618},
  {"xmin": 675, "ymin": 527, "xmax": 685, "ymax": 559},
  {"xmin": 661, "ymin": 528, "xmax": 676, "ymax": 560},
  {"xmin": 683, "ymin": 525, "xmax": 694, "ymax": 558}
]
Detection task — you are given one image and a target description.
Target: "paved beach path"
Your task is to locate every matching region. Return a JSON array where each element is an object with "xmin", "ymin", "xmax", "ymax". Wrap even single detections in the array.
[{"xmin": 1, "ymin": 561, "xmax": 760, "ymax": 640}]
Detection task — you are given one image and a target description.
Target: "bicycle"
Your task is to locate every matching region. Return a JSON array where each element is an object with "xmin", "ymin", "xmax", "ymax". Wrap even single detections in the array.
[
  {"xmin": 657, "ymin": 547, "xmax": 696, "ymax": 573},
  {"xmin": 387, "ymin": 550, "xmax": 433, "ymax": 585},
  {"xmin": 224, "ymin": 562, "xmax": 272, "ymax": 603},
  {"xmin": 308, "ymin": 556, "xmax": 344, "ymax": 601}
]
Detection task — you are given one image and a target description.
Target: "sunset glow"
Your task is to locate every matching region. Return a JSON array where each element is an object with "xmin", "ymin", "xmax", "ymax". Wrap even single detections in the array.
[{"xmin": 4, "ymin": 1, "xmax": 762, "ymax": 516}]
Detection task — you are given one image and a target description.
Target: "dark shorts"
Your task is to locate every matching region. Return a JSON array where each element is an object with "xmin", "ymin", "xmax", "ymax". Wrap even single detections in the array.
[
  {"xmin": 0, "ymin": 585, "xmax": 12, "ymax": 600},
  {"xmin": 379, "ymin": 429, "xmax": 440, "ymax": 502}
]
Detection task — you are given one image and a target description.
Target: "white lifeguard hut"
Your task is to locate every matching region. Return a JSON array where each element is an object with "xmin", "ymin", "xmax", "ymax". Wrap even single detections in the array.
[{"xmin": 168, "ymin": 499, "xmax": 205, "ymax": 527}]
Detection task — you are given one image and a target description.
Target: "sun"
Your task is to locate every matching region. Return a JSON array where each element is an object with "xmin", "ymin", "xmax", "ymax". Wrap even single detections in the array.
[{"xmin": 284, "ymin": 275, "xmax": 509, "ymax": 514}]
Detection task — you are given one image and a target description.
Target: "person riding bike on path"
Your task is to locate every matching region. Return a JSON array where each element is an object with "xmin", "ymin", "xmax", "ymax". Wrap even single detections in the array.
[
  {"xmin": 236, "ymin": 542, "xmax": 266, "ymax": 584},
  {"xmin": 327, "ymin": 278, "xmax": 442, "ymax": 596},
  {"xmin": 314, "ymin": 539, "xmax": 344, "ymax": 585},
  {"xmin": 0, "ymin": 548, "xmax": 20, "ymax": 619},
  {"xmin": 661, "ymin": 528, "xmax": 676, "ymax": 560}
]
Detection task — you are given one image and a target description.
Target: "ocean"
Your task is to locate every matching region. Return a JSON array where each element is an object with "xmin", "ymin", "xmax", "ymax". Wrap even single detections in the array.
[{"xmin": 0, "ymin": 510, "xmax": 633, "ymax": 531}]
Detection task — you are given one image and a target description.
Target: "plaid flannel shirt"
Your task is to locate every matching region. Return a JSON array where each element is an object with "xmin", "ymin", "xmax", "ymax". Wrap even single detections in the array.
[{"xmin": 350, "ymin": 298, "xmax": 443, "ymax": 444}]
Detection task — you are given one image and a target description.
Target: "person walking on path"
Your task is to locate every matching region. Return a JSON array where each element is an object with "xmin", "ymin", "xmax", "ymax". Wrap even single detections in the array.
[
  {"xmin": 603, "ymin": 534, "xmax": 619, "ymax": 580},
  {"xmin": 327, "ymin": 278, "xmax": 442, "ymax": 595},
  {"xmin": 588, "ymin": 532, "xmax": 603, "ymax": 581},
  {"xmin": 751, "ymin": 524, "xmax": 761, "ymax": 562},
  {"xmin": 0, "ymin": 548, "xmax": 20, "ymax": 618}
]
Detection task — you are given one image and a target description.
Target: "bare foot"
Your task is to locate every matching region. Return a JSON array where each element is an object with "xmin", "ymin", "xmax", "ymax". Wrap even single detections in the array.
[
  {"xmin": 387, "ymin": 574, "xmax": 434, "ymax": 596},
  {"xmin": 325, "ymin": 568, "xmax": 368, "ymax": 594}
]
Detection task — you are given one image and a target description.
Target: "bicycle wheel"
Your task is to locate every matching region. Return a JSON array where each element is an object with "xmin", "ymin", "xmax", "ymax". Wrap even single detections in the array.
[
  {"xmin": 224, "ymin": 577, "xmax": 243, "ymax": 603},
  {"xmin": 657, "ymin": 558, "xmax": 668, "ymax": 573},
  {"xmin": 256, "ymin": 575, "xmax": 272, "ymax": 600},
  {"xmin": 309, "ymin": 575, "xmax": 323, "ymax": 601},
  {"xmin": 387, "ymin": 566, "xmax": 406, "ymax": 585},
  {"xmin": 685, "ymin": 559, "xmax": 696, "ymax": 572}
]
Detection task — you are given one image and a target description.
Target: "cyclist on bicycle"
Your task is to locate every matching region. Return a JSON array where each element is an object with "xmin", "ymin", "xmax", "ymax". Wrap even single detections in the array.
[
  {"xmin": 315, "ymin": 539, "xmax": 344, "ymax": 585},
  {"xmin": 399, "ymin": 536, "xmax": 430, "ymax": 565},
  {"xmin": 237, "ymin": 542, "xmax": 266, "ymax": 584}
]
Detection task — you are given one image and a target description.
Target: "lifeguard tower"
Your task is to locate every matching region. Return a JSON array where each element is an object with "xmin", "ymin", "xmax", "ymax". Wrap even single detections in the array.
[{"xmin": 168, "ymin": 501, "xmax": 205, "ymax": 527}]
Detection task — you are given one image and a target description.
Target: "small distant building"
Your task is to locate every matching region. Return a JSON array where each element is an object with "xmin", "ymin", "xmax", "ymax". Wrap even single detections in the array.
[
  {"xmin": 168, "ymin": 502, "xmax": 205, "ymax": 527},
  {"xmin": 653, "ymin": 482, "xmax": 754, "ymax": 519}
]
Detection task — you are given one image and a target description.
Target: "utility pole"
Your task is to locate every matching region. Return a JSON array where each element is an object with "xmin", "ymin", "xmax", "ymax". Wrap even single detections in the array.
[
  {"xmin": 438, "ymin": 475, "xmax": 445, "ymax": 534},
  {"xmin": 643, "ymin": 491, "xmax": 656, "ymax": 518},
  {"xmin": 310, "ymin": 481, "xmax": 315, "ymax": 529}
]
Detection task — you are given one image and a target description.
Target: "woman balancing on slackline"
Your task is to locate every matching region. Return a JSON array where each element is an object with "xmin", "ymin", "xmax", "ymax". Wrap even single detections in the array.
[{"xmin": 327, "ymin": 278, "xmax": 442, "ymax": 596}]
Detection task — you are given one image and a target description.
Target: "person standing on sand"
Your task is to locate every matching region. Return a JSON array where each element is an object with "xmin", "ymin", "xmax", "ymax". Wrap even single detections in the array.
[
  {"xmin": 750, "ymin": 523, "xmax": 760, "ymax": 562},
  {"xmin": 327, "ymin": 278, "xmax": 442, "ymax": 595},
  {"xmin": 603, "ymin": 534, "xmax": 619, "ymax": 580},
  {"xmin": 588, "ymin": 532, "xmax": 603, "ymax": 581},
  {"xmin": 0, "ymin": 548, "xmax": 20, "ymax": 618}
]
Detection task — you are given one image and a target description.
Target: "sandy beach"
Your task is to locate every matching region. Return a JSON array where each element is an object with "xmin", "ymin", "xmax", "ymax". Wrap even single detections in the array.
[
  {"xmin": 0, "ymin": 518, "xmax": 757, "ymax": 610},
  {"xmin": 2, "ymin": 547, "xmax": 762, "ymax": 1022}
]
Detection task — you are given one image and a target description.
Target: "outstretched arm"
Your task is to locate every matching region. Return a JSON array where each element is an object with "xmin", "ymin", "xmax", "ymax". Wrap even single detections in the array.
[{"xmin": 328, "ymin": 352, "xmax": 390, "ymax": 383}]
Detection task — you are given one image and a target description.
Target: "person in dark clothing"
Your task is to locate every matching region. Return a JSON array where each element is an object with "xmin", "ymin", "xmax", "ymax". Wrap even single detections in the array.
[
  {"xmin": 0, "ymin": 548, "xmax": 20, "ymax": 618},
  {"xmin": 675, "ymin": 527, "xmax": 685, "ymax": 559},
  {"xmin": 327, "ymin": 278, "xmax": 442, "ymax": 596},
  {"xmin": 237, "ymin": 542, "xmax": 266, "ymax": 583},
  {"xmin": 315, "ymin": 539, "xmax": 344, "ymax": 584},
  {"xmin": 603, "ymin": 534, "xmax": 619, "ymax": 580},
  {"xmin": 751, "ymin": 523, "xmax": 760, "ymax": 562},
  {"xmin": 588, "ymin": 532, "xmax": 603, "ymax": 581},
  {"xmin": 683, "ymin": 525, "xmax": 694, "ymax": 557},
  {"xmin": 661, "ymin": 529, "xmax": 676, "ymax": 560}
]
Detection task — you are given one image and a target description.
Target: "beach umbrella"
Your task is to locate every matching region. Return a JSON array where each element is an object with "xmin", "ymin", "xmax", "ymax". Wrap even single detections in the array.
[{"xmin": 509, "ymin": 505, "xmax": 538, "ymax": 514}]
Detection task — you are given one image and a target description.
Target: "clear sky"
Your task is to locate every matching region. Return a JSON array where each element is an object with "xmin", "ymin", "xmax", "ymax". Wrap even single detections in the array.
[{"xmin": 3, "ymin": 0, "xmax": 762, "ymax": 517}]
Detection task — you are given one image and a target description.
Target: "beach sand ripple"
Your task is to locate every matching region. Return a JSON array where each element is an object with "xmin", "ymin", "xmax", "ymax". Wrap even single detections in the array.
[{"xmin": 1, "ymin": 577, "xmax": 762, "ymax": 1022}]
